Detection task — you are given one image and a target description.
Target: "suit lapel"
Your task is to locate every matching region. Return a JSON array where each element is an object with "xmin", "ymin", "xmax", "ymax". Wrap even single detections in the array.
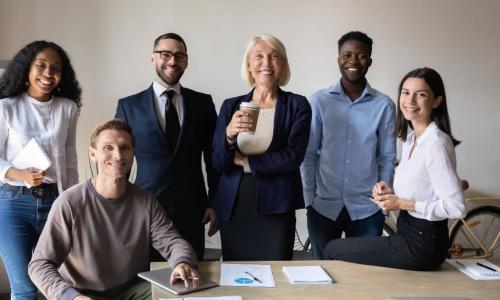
[
  {"xmin": 144, "ymin": 85, "xmax": 167, "ymax": 139},
  {"xmin": 271, "ymin": 88, "xmax": 286, "ymax": 149}
]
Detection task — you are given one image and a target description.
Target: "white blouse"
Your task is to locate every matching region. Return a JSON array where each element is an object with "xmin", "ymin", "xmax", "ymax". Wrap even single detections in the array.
[
  {"xmin": 393, "ymin": 122, "xmax": 465, "ymax": 221},
  {"xmin": 0, "ymin": 93, "xmax": 79, "ymax": 193}
]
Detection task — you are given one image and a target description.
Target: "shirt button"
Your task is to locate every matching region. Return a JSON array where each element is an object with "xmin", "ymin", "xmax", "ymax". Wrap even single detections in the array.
[
  {"xmin": 346, "ymin": 160, "xmax": 350, "ymax": 164},
  {"xmin": 348, "ymin": 140, "xmax": 352, "ymax": 144},
  {"xmin": 344, "ymin": 178, "xmax": 348, "ymax": 182}
]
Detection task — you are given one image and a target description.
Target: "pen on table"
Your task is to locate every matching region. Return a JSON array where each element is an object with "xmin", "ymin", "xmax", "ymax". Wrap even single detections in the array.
[
  {"xmin": 476, "ymin": 262, "xmax": 498, "ymax": 272},
  {"xmin": 244, "ymin": 271, "xmax": 263, "ymax": 283}
]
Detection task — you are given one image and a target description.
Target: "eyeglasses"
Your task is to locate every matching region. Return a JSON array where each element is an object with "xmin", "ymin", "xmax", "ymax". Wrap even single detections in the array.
[{"xmin": 154, "ymin": 50, "xmax": 188, "ymax": 62}]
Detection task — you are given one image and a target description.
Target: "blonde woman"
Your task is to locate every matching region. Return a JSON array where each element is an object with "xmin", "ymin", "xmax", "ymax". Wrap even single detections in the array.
[{"xmin": 212, "ymin": 34, "xmax": 311, "ymax": 260}]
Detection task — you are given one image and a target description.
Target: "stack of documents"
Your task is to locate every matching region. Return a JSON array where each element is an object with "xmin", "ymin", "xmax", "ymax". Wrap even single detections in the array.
[
  {"xmin": 282, "ymin": 266, "xmax": 333, "ymax": 285},
  {"xmin": 447, "ymin": 259, "xmax": 500, "ymax": 280}
]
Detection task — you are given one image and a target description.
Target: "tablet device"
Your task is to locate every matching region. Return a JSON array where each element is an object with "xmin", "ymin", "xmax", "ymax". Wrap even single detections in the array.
[{"xmin": 138, "ymin": 267, "xmax": 218, "ymax": 295}]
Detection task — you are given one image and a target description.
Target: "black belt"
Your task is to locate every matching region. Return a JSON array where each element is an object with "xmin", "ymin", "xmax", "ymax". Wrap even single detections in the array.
[{"xmin": 0, "ymin": 183, "xmax": 58, "ymax": 198}]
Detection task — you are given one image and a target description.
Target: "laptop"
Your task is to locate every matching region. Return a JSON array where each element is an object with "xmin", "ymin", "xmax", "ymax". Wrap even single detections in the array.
[{"xmin": 138, "ymin": 267, "xmax": 218, "ymax": 295}]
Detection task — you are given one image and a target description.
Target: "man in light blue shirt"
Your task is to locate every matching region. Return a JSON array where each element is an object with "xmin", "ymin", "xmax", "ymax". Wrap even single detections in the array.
[{"xmin": 301, "ymin": 31, "xmax": 396, "ymax": 259}]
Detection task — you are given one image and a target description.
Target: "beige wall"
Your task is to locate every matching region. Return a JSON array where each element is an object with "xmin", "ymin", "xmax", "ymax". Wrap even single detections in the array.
[{"xmin": 1, "ymin": 0, "xmax": 500, "ymax": 293}]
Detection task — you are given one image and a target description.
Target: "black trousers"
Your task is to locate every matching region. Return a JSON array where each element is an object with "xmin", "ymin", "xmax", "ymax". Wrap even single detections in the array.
[
  {"xmin": 220, "ymin": 174, "xmax": 295, "ymax": 261},
  {"xmin": 324, "ymin": 211, "xmax": 449, "ymax": 271}
]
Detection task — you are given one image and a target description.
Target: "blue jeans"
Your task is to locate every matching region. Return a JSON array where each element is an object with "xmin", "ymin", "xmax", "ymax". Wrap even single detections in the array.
[
  {"xmin": 307, "ymin": 206, "xmax": 384, "ymax": 259},
  {"xmin": 0, "ymin": 186, "xmax": 57, "ymax": 300}
]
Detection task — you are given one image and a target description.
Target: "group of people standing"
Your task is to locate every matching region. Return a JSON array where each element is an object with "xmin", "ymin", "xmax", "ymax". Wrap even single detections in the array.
[{"xmin": 0, "ymin": 30, "xmax": 465, "ymax": 300}]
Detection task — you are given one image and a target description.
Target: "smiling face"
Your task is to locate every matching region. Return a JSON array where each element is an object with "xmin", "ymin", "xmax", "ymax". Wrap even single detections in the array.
[
  {"xmin": 27, "ymin": 48, "xmax": 62, "ymax": 101},
  {"xmin": 247, "ymin": 40, "xmax": 284, "ymax": 88},
  {"xmin": 337, "ymin": 39, "xmax": 372, "ymax": 85},
  {"xmin": 89, "ymin": 129, "xmax": 134, "ymax": 180},
  {"xmin": 151, "ymin": 38, "xmax": 188, "ymax": 86},
  {"xmin": 399, "ymin": 77, "xmax": 442, "ymax": 128}
]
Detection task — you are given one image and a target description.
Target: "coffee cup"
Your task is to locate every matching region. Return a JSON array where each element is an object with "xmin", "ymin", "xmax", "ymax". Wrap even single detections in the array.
[{"xmin": 239, "ymin": 102, "xmax": 260, "ymax": 133}]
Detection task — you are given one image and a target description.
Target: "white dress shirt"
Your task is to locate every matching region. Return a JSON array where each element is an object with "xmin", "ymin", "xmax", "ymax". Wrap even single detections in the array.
[
  {"xmin": 0, "ymin": 93, "xmax": 79, "ymax": 193},
  {"xmin": 152, "ymin": 81, "xmax": 184, "ymax": 132},
  {"xmin": 393, "ymin": 122, "xmax": 465, "ymax": 221}
]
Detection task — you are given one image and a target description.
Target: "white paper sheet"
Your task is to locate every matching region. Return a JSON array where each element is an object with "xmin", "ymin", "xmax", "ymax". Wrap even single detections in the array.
[
  {"xmin": 282, "ymin": 265, "xmax": 333, "ymax": 284},
  {"xmin": 220, "ymin": 263, "xmax": 275, "ymax": 287},
  {"xmin": 447, "ymin": 259, "xmax": 500, "ymax": 280}
]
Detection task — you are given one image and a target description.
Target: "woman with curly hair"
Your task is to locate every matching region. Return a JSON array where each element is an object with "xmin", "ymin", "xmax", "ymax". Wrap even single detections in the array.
[{"xmin": 0, "ymin": 40, "xmax": 82, "ymax": 299}]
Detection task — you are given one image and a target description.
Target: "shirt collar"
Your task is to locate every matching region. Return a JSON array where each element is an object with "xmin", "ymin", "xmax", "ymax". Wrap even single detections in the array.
[
  {"xmin": 153, "ymin": 80, "xmax": 181, "ymax": 98},
  {"xmin": 329, "ymin": 80, "xmax": 375, "ymax": 102},
  {"xmin": 415, "ymin": 121, "xmax": 438, "ymax": 145},
  {"xmin": 23, "ymin": 92, "xmax": 54, "ymax": 105}
]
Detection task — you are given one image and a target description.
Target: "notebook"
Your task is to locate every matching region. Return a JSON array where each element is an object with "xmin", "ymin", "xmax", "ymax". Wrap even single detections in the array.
[
  {"xmin": 447, "ymin": 259, "xmax": 500, "ymax": 280},
  {"xmin": 138, "ymin": 268, "xmax": 218, "ymax": 295},
  {"xmin": 282, "ymin": 265, "xmax": 333, "ymax": 284}
]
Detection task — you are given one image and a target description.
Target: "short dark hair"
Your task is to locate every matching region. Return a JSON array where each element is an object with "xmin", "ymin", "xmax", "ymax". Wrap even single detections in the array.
[
  {"xmin": 0, "ymin": 40, "xmax": 82, "ymax": 108},
  {"xmin": 90, "ymin": 119, "xmax": 135, "ymax": 148},
  {"xmin": 153, "ymin": 33, "xmax": 187, "ymax": 52},
  {"xmin": 338, "ymin": 31, "xmax": 373, "ymax": 57},
  {"xmin": 395, "ymin": 67, "xmax": 460, "ymax": 146}
]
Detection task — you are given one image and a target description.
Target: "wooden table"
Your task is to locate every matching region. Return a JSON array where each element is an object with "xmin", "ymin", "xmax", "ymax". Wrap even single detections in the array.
[{"xmin": 151, "ymin": 260, "xmax": 500, "ymax": 300}]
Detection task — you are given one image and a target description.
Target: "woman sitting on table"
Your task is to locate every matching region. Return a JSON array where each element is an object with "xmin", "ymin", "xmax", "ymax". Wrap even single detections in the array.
[
  {"xmin": 212, "ymin": 34, "xmax": 311, "ymax": 261},
  {"xmin": 324, "ymin": 67, "xmax": 465, "ymax": 271}
]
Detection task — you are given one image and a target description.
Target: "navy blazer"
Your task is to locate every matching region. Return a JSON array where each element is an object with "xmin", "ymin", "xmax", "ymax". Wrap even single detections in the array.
[
  {"xmin": 212, "ymin": 88, "xmax": 312, "ymax": 221},
  {"xmin": 115, "ymin": 85, "xmax": 218, "ymax": 221}
]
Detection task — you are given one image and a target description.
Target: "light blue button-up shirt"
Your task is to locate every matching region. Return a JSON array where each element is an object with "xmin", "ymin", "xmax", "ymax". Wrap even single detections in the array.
[{"xmin": 300, "ymin": 81, "xmax": 396, "ymax": 221}]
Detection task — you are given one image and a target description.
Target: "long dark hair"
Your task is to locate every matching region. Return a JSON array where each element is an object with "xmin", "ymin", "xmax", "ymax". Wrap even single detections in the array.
[
  {"xmin": 0, "ymin": 40, "xmax": 82, "ymax": 108},
  {"xmin": 395, "ymin": 67, "xmax": 460, "ymax": 146}
]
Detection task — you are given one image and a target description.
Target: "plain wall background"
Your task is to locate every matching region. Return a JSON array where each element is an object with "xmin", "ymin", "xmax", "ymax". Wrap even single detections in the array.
[{"xmin": 1, "ymin": 0, "xmax": 500, "ymax": 293}]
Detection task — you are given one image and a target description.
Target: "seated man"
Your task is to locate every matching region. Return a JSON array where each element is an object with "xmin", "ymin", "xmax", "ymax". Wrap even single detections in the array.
[{"xmin": 29, "ymin": 119, "xmax": 200, "ymax": 300}]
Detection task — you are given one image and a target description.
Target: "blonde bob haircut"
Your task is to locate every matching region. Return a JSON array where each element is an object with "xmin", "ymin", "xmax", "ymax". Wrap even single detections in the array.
[{"xmin": 241, "ymin": 34, "xmax": 291, "ymax": 86}]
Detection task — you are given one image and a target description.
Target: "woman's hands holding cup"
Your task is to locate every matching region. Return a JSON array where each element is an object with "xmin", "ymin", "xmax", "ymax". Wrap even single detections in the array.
[{"xmin": 226, "ymin": 110, "xmax": 254, "ymax": 142}]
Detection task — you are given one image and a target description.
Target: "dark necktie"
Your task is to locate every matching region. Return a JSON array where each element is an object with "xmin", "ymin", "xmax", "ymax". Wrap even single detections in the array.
[{"xmin": 164, "ymin": 89, "xmax": 180, "ymax": 148}]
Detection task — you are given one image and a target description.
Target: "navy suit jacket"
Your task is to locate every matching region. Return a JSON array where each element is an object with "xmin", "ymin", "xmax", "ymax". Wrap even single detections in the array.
[
  {"xmin": 115, "ymin": 85, "xmax": 218, "ymax": 224},
  {"xmin": 212, "ymin": 88, "xmax": 312, "ymax": 221}
]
